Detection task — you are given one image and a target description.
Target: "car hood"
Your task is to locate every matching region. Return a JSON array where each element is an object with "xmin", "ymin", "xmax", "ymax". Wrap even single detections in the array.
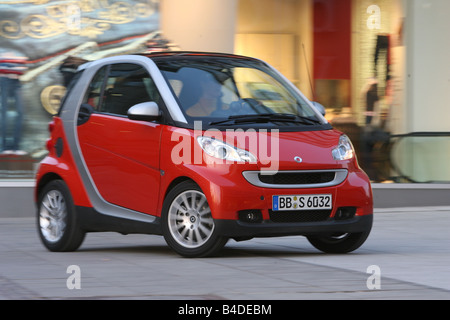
[{"xmin": 233, "ymin": 129, "xmax": 345, "ymax": 171}]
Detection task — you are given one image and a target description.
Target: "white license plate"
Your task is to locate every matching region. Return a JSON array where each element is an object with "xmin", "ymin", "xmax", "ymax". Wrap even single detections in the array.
[{"xmin": 272, "ymin": 194, "xmax": 332, "ymax": 211}]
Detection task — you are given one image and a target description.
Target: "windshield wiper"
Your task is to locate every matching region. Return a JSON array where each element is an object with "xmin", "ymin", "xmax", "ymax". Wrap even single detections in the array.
[{"xmin": 209, "ymin": 113, "xmax": 321, "ymax": 126}]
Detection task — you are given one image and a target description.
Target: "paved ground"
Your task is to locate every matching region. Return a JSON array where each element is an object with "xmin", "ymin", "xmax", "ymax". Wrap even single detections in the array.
[{"xmin": 0, "ymin": 207, "xmax": 449, "ymax": 300}]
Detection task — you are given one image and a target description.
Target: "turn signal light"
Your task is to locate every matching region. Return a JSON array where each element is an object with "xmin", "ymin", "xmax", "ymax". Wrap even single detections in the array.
[{"xmin": 45, "ymin": 139, "xmax": 53, "ymax": 152}]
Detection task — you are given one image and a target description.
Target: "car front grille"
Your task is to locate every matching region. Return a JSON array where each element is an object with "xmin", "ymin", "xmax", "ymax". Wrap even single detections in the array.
[
  {"xmin": 258, "ymin": 171, "xmax": 335, "ymax": 185},
  {"xmin": 242, "ymin": 169, "xmax": 348, "ymax": 189}
]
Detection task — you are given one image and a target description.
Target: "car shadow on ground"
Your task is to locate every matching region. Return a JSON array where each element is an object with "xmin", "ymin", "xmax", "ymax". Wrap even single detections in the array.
[{"xmin": 74, "ymin": 235, "xmax": 375, "ymax": 258}]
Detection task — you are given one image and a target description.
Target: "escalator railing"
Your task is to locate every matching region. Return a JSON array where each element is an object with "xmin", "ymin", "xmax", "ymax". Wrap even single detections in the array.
[
  {"xmin": 389, "ymin": 132, "xmax": 450, "ymax": 183},
  {"xmin": 332, "ymin": 121, "xmax": 450, "ymax": 183}
]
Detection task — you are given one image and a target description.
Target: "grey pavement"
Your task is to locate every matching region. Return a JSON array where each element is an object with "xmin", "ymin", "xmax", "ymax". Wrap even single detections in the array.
[{"xmin": 0, "ymin": 206, "xmax": 449, "ymax": 300}]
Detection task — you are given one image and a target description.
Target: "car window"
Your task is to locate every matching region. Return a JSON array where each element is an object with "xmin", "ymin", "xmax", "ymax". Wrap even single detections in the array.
[
  {"xmin": 83, "ymin": 65, "xmax": 107, "ymax": 110},
  {"xmin": 82, "ymin": 63, "xmax": 161, "ymax": 116},
  {"xmin": 156, "ymin": 57, "xmax": 320, "ymax": 125}
]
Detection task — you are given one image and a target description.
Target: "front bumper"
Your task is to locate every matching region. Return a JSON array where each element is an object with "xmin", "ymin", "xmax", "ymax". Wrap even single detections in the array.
[
  {"xmin": 176, "ymin": 160, "xmax": 373, "ymax": 240},
  {"xmin": 215, "ymin": 214, "xmax": 373, "ymax": 239}
]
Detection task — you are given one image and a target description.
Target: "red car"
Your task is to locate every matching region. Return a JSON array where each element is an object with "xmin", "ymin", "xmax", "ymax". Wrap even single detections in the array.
[{"xmin": 35, "ymin": 52, "xmax": 373, "ymax": 257}]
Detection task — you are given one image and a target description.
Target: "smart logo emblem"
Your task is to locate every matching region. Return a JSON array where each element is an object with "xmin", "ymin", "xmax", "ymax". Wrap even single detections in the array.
[{"xmin": 294, "ymin": 156, "xmax": 303, "ymax": 163}]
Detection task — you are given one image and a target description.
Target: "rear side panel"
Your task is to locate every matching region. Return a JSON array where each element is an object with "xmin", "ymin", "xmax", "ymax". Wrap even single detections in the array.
[{"xmin": 35, "ymin": 117, "xmax": 91, "ymax": 208}]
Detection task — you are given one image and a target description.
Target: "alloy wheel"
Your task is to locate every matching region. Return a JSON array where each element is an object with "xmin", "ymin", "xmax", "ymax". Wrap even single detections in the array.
[
  {"xmin": 39, "ymin": 189, "xmax": 67, "ymax": 243},
  {"xmin": 167, "ymin": 190, "xmax": 215, "ymax": 249}
]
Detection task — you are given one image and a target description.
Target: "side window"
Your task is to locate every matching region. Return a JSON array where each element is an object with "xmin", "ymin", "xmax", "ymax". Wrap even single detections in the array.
[
  {"xmin": 82, "ymin": 63, "xmax": 162, "ymax": 116},
  {"xmin": 83, "ymin": 66, "xmax": 108, "ymax": 110},
  {"xmin": 101, "ymin": 63, "xmax": 159, "ymax": 116}
]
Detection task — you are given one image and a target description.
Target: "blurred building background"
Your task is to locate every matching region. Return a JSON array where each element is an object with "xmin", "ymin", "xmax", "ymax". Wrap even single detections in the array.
[{"xmin": 0, "ymin": 0, "xmax": 449, "ymax": 184}]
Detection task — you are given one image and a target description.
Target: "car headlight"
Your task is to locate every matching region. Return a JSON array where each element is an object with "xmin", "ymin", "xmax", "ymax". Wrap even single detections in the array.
[
  {"xmin": 197, "ymin": 136, "xmax": 257, "ymax": 163},
  {"xmin": 332, "ymin": 134, "xmax": 355, "ymax": 160}
]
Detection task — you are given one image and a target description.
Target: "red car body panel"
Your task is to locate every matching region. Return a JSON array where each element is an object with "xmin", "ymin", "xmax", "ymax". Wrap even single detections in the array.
[
  {"xmin": 77, "ymin": 113, "xmax": 163, "ymax": 214},
  {"xmin": 36, "ymin": 117, "xmax": 92, "ymax": 208}
]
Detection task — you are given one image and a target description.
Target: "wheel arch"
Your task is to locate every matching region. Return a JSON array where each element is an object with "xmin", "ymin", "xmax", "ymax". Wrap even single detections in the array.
[
  {"xmin": 35, "ymin": 167, "xmax": 92, "ymax": 208},
  {"xmin": 163, "ymin": 176, "xmax": 197, "ymax": 200},
  {"xmin": 160, "ymin": 172, "xmax": 225, "ymax": 220},
  {"xmin": 35, "ymin": 172, "xmax": 64, "ymax": 203}
]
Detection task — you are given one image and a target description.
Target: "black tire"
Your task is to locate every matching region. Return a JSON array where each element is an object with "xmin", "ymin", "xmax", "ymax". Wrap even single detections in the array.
[
  {"xmin": 307, "ymin": 230, "xmax": 371, "ymax": 254},
  {"xmin": 161, "ymin": 181, "xmax": 228, "ymax": 257},
  {"xmin": 37, "ymin": 180, "xmax": 85, "ymax": 252}
]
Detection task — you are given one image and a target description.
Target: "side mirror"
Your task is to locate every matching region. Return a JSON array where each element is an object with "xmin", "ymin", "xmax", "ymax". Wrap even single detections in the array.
[
  {"xmin": 127, "ymin": 101, "xmax": 160, "ymax": 121},
  {"xmin": 311, "ymin": 101, "xmax": 326, "ymax": 116}
]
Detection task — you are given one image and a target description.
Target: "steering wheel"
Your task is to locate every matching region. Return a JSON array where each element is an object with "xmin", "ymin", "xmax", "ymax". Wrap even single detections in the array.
[{"xmin": 229, "ymin": 98, "xmax": 271, "ymax": 115}]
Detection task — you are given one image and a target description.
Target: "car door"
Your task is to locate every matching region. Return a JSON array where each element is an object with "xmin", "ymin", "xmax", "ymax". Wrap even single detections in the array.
[{"xmin": 76, "ymin": 62, "xmax": 163, "ymax": 215}]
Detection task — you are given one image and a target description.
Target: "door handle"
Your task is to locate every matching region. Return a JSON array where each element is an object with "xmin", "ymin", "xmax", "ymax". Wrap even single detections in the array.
[{"xmin": 77, "ymin": 103, "xmax": 94, "ymax": 126}]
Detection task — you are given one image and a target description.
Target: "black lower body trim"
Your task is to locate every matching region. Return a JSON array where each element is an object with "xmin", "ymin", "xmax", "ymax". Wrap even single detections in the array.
[
  {"xmin": 214, "ymin": 214, "xmax": 373, "ymax": 239},
  {"xmin": 76, "ymin": 206, "xmax": 162, "ymax": 235},
  {"xmin": 74, "ymin": 205, "xmax": 372, "ymax": 241}
]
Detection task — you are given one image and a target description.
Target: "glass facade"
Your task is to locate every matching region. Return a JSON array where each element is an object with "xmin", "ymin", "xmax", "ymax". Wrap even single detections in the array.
[
  {"xmin": 173, "ymin": 0, "xmax": 450, "ymax": 183},
  {"xmin": 1, "ymin": 0, "xmax": 449, "ymax": 183},
  {"xmin": 0, "ymin": 0, "xmax": 160, "ymax": 179}
]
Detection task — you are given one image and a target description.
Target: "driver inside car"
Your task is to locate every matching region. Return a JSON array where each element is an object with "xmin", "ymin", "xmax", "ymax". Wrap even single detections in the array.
[{"xmin": 185, "ymin": 72, "xmax": 224, "ymax": 117}]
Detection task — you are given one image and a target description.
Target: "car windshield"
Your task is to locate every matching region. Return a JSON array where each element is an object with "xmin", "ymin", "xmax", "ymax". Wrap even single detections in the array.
[{"xmin": 154, "ymin": 56, "xmax": 325, "ymax": 129}]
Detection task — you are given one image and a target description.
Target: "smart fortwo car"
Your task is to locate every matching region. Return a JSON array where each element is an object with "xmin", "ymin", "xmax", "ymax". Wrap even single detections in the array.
[{"xmin": 35, "ymin": 52, "xmax": 373, "ymax": 257}]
